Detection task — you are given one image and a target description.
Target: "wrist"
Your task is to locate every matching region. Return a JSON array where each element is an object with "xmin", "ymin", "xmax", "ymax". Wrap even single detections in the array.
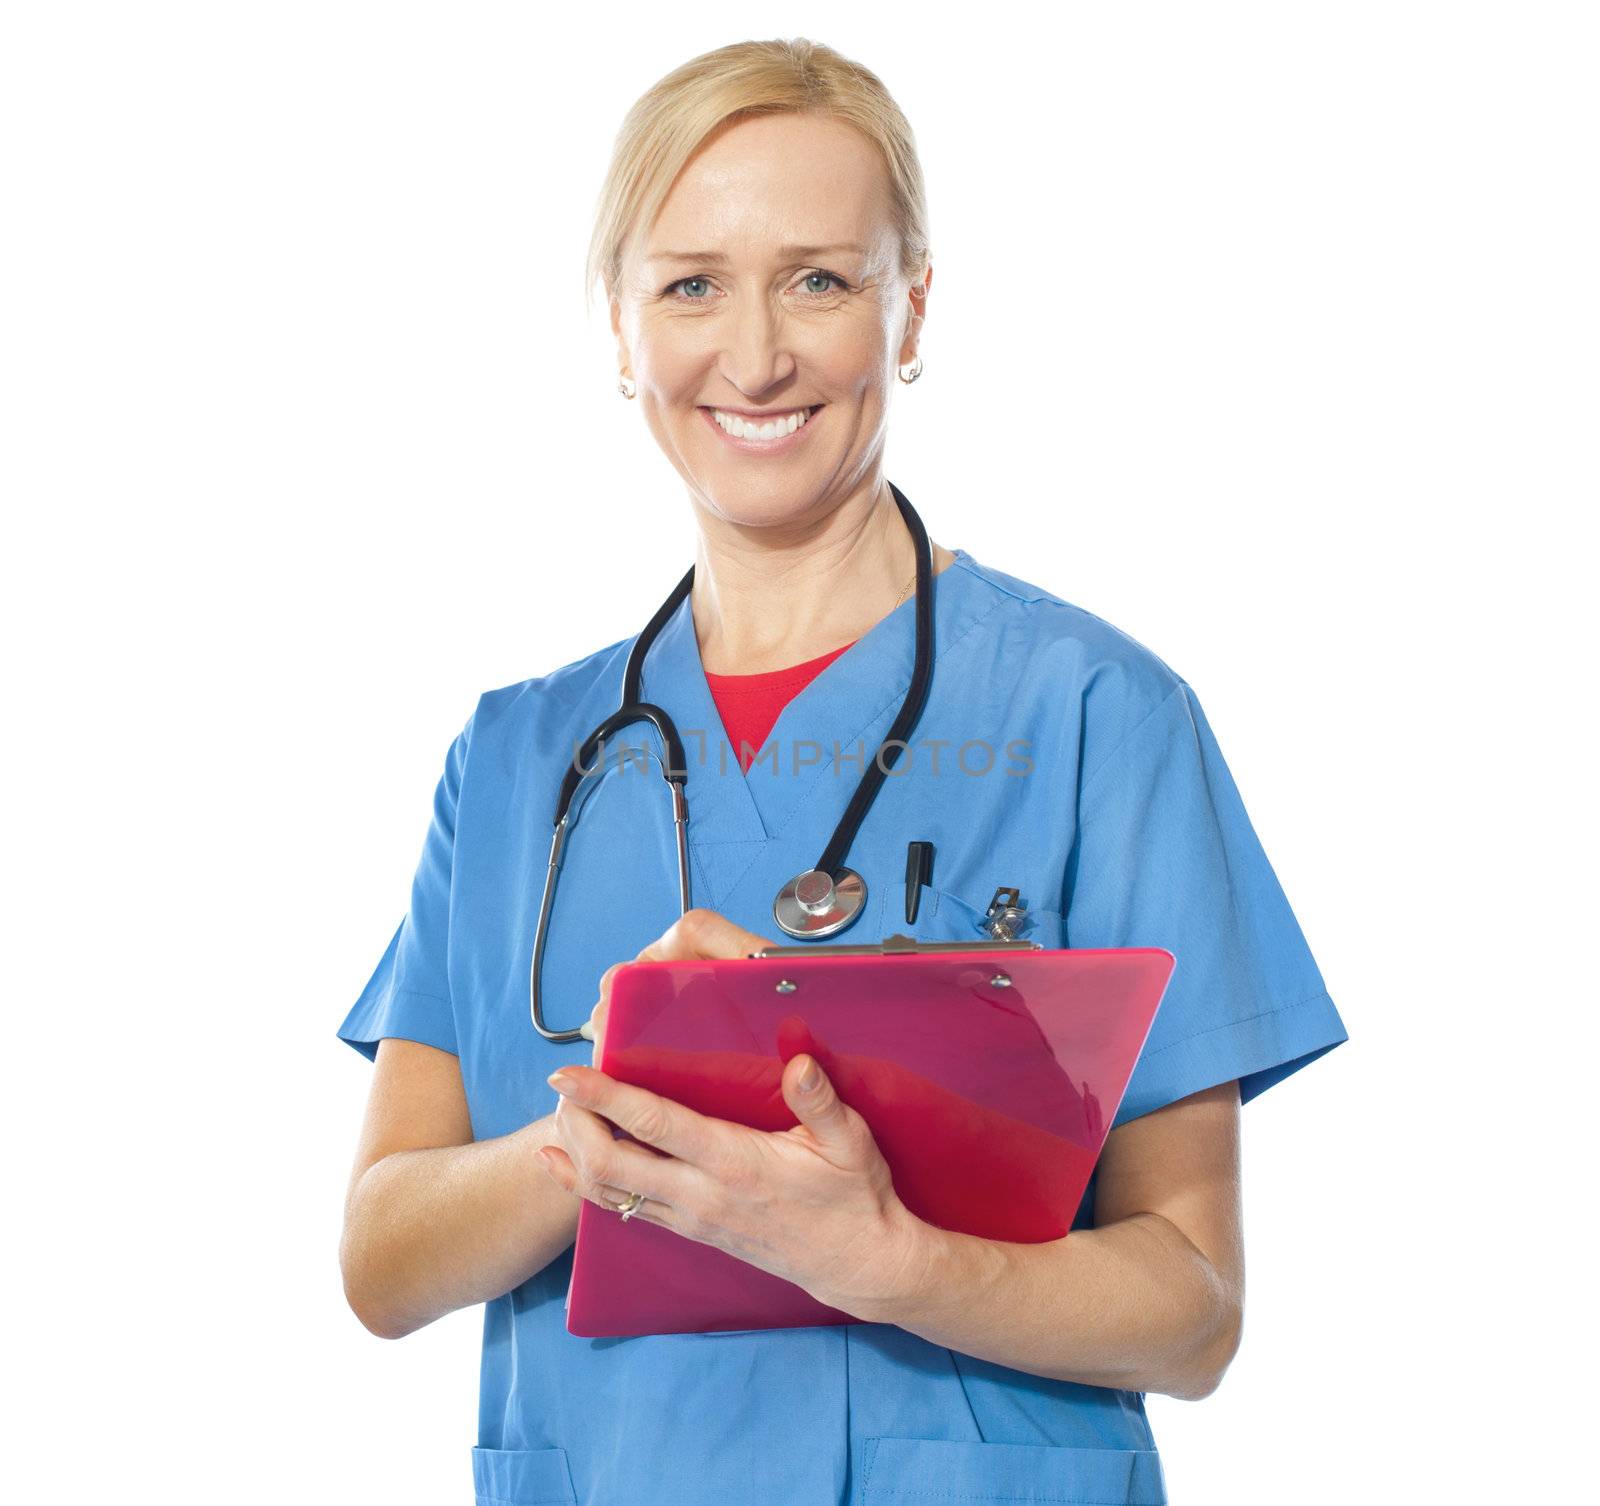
[
  {"xmin": 827, "ymin": 1201, "xmax": 950, "ymax": 1326},
  {"xmin": 517, "ymin": 1109, "xmax": 565, "ymax": 1160}
]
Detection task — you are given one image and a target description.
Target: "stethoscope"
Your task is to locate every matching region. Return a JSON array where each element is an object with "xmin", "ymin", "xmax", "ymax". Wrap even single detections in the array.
[{"xmin": 529, "ymin": 479, "xmax": 936, "ymax": 1043}]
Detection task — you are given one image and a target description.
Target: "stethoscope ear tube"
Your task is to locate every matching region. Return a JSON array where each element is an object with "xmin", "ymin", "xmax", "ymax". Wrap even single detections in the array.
[
  {"xmin": 625, "ymin": 565, "xmax": 696, "ymax": 705},
  {"xmin": 532, "ymin": 713, "xmax": 693, "ymax": 1042},
  {"xmin": 530, "ymin": 815, "xmax": 586, "ymax": 1042},
  {"xmin": 812, "ymin": 480, "xmax": 935, "ymax": 880},
  {"xmin": 553, "ymin": 702, "xmax": 688, "ymax": 825},
  {"xmin": 769, "ymin": 481, "xmax": 935, "ymax": 940},
  {"xmin": 531, "ymin": 567, "xmax": 697, "ymax": 1041}
]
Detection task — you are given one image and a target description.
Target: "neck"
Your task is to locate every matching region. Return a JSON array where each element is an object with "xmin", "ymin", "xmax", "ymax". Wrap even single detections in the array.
[{"xmin": 688, "ymin": 477, "xmax": 956, "ymax": 675}]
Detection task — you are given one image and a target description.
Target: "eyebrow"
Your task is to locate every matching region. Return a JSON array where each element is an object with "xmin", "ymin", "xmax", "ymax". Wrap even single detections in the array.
[{"xmin": 645, "ymin": 243, "xmax": 867, "ymax": 265}]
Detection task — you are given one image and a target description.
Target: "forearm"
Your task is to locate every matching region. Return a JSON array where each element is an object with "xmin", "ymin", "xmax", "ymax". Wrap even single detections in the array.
[
  {"xmin": 341, "ymin": 1110, "xmax": 579, "ymax": 1339},
  {"xmin": 846, "ymin": 1210, "xmax": 1240, "ymax": 1401}
]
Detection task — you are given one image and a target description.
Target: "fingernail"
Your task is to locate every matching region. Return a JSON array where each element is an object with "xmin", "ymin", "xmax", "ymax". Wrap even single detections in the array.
[
  {"xmin": 798, "ymin": 1059, "xmax": 819, "ymax": 1092},
  {"xmin": 547, "ymin": 1071, "xmax": 576, "ymax": 1096}
]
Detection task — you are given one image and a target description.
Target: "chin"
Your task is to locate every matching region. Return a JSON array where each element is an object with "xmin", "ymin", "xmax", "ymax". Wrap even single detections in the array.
[{"xmin": 694, "ymin": 479, "xmax": 832, "ymax": 531}]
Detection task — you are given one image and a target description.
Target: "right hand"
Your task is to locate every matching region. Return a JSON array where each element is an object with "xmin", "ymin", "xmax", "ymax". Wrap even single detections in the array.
[{"xmin": 583, "ymin": 911, "xmax": 775, "ymax": 1069}]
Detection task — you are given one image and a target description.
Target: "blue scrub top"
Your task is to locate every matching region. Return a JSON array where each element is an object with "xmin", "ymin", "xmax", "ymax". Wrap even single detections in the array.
[{"xmin": 338, "ymin": 546, "xmax": 1348, "ymax": 1506}]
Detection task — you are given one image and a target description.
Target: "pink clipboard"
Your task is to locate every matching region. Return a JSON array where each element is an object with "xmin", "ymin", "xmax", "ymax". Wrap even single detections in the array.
[{"xmin": 565, "ymin": 937, "xmax": 1175, "ymax": 1339}]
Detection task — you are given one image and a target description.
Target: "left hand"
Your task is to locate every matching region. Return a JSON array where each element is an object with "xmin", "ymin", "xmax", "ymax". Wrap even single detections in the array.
[{"xmin": 535, "ymin": 909, "xmax": 925, "ymax": 1315}]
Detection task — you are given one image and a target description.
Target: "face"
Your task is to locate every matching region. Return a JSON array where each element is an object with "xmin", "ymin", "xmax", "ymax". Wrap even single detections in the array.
[{"xmin": 610, "ymin": 112, "xmax": 929, "ymax": 530}]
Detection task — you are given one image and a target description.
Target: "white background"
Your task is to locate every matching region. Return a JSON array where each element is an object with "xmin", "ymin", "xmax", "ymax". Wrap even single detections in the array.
[{"xmin": 4, "ymin": 3, "xmax": 1594, "ymax": 1502}]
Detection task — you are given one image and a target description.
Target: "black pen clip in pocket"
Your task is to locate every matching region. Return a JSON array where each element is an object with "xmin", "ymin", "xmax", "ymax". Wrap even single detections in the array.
[{"xmin": 903, "ymin": 840, "xmax": 935, "ymax": 924}]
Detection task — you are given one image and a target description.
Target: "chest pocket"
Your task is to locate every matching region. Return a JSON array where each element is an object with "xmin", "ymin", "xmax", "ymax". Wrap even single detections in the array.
[{"xmin": 904, "ymin": 882, "xmax": 1066, "ymax": 951}]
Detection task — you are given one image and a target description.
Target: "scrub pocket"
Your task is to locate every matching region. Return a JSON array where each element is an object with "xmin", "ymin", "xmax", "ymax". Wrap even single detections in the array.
[
  {"xmin": 914, "ymin": 884, "xmax": 1067, "ymax": 951},
  {"xmin": 470, "ymin": 1445, "xmax": 578, "ymax": 1505},
  {"xmin": 860, "ymin": 1436, "xmax": 1167, "ymax": 1505}
]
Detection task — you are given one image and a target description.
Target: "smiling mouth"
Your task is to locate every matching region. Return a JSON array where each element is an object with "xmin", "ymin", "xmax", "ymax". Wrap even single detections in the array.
[{"xmin": 701, "ymin": 404, "xmax": 823, "ymax": 443}]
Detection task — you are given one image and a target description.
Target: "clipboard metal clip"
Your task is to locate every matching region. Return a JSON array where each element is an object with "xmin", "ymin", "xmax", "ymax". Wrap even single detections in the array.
[{"xmin": 751, "ymin": 933, "xmax": 1041, "ymax": 959}]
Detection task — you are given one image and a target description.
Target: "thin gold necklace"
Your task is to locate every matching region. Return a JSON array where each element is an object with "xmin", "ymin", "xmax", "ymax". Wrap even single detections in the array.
[{"xmin": 892, "ymin": 549, "xmax": 930, "ymax": 609}]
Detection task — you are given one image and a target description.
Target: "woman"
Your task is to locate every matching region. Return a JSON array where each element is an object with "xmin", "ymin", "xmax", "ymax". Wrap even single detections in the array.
[{"xmin": 337, "ymin": 38, "xmax": 1348, "ymax": 1506}]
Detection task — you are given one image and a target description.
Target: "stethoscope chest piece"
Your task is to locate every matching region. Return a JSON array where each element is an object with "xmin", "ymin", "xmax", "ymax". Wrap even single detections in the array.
[{"xmin": 773, "ymin": 866, "xmax": 867, "ymax": 939}]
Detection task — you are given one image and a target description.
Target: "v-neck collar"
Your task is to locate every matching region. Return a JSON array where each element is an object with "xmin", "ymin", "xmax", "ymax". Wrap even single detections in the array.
[{"xmin": 636, "ymin": 550, "xmax": 1002, "ymax": 875}]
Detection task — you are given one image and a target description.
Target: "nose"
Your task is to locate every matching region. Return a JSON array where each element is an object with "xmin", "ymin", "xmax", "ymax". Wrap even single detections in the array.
[{"xmin": 715, "ymin": 289, "xmax": 797, "ymax": 397}]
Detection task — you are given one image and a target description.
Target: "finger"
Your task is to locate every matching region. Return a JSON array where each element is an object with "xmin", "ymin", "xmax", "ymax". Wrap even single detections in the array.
[
  {"xmin": 554, "ymin": 1094, "xmax": 702, "ymax": 1206},
  {"xmin": 581, "ymin": 964, "xmax": 627, "ymax": 1048},
  {"xmin": 537, "ymin": 1145, "xmax": 674, "ymax": 1226},
  {"xmin": 781, "ymin": 1054, "xmax": 859, "ymax": 1156},
  {"xmin": 542, "ymin": 1150, "xmax": 679, "ymax": 1234},
  {"xmin": 537, "ymin": 1143, "xmax": 626, "ymax": 1202},
  {"xmin": 552, "ymin": 1065, "xmax": 742, "ymax": 1178},
  {"xmin": 634, "ymin": 908, "xmax": 774, "ymax": 964}
]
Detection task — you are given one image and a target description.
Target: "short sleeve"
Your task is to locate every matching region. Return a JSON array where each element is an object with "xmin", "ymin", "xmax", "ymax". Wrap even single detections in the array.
[
  {"xmin": 1065, "ymin": 681, "xmax": 1348, "ymax": 1126},
  {"xmin": 336, "ymin": 712, "xmax": 474, "ymax": 1062}
]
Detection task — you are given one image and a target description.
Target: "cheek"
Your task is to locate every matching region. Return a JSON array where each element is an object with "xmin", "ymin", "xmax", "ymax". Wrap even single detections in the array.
[
  {"xmin": 822, "ymin": 315, "xmax": 892, "ymax": 365},
  {"xmin": 633, "ymin": 310, "xmax": 894, "ymax": 406},
  {"xmin": 811, "ymin": 328, "xmax": 898, "ymax": 400},
  {"xmin": 629, "ymin": 327, "xmax": 703, "ymax": 392}
]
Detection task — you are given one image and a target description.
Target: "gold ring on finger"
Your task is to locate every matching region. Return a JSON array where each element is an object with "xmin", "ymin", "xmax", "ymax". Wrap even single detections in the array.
[{"xmin": 613, "ymin": 1189, "xmax": 646, "ymax": 1222}]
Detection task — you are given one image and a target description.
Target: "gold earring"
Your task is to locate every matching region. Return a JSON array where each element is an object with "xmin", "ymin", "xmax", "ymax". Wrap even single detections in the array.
[
  {"xmin": 898, "ymin": 353, "xmax": 923, "ymax": 384},
  {"xmin": 618, "ymin": 374, "xmax": 636, "ymax": 399}
]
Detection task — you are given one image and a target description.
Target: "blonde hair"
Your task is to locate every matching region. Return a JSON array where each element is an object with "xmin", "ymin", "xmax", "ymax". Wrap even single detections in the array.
[{"xmin": 585, "ymin": 38, "xmax": 930, "ymax": 314}]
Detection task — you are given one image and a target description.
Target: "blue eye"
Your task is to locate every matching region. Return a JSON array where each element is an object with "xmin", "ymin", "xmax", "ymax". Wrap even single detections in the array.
[{"xmin": 661, "ymin": 270, "xmax": 851, "ymax": 302}]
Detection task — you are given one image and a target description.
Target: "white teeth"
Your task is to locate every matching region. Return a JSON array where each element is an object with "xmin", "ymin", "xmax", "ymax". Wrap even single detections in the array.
[{"xmin": 712, "ymin": 406, "xmax": 812, "ymax": 441}]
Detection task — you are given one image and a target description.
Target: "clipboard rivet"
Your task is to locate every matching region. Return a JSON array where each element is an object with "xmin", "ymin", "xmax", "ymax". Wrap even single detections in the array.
[
  {"xmin": 775, "ymin": 979, "xmax": 797, "ymax": 993},
  {"xmin": 990, "ymin": 973, "xmax": 1013, "ymax": 987}
]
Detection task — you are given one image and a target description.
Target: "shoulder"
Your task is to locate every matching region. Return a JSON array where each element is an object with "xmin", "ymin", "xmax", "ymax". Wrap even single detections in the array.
[
  {"xmin": 452, "ymin": 633, "xmax": 635, "ymax": 759},
  {"xmin": 949, "ymin": 550, "xmax": 1191, "ymax": 745}
]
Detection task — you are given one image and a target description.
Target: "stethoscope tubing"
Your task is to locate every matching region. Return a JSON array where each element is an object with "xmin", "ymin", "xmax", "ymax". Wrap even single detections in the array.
[
  {"xmin": 529, "ymin": 482, "xmax": 935, "ymax": 1042},
  {"xmin": 815, "ymin": 488, "xmax": 933, "ymax": 876}
]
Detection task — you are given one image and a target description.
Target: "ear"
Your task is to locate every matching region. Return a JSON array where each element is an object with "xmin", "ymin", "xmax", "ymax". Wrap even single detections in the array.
[
  {"xmin": 898, "ymin": 263, "xmax": 932, "ymax": 367},
  {"xmin": 609, "ymin": 289, "xmax": 630, "ymax": 376}
]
